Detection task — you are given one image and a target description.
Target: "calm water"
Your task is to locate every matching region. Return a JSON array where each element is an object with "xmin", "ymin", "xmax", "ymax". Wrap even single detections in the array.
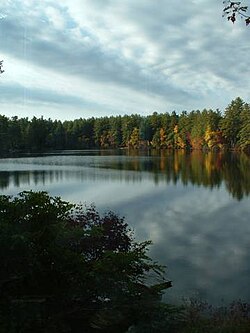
[{"xmin": 0, "ymin": 150, "xmax": 250, "ymax": 305}]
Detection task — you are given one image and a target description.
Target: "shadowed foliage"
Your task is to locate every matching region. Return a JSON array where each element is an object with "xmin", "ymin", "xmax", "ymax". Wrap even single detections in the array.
[
  {"xmin": 223, "ymin": 1, "xmax": 250, "ymax": 25},
  {"xmin": 0, "ymin": 191, "xmax": 171, "ymax": 332},
  {"xmin": 0, "ymin": 60, "xmax": 4, "ymax": 75}
]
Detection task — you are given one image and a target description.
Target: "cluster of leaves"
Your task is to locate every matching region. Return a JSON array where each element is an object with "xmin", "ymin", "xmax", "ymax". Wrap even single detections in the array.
[
  {"xmin": 0, "ymin": 60, "xmax": 4, "ymax": 75},
  {"xmin": 0, "ymin": 191, "xmax": 171, "ymax": 332},
  {"xmin": 223, "ymin": 1, "xmax": 250, "ymax": 25}
]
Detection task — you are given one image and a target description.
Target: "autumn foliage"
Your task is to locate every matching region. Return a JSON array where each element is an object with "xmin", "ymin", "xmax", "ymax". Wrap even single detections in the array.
[{"xmin": 0, "ymin": 98, "xmax": 249, "ymax": 154}]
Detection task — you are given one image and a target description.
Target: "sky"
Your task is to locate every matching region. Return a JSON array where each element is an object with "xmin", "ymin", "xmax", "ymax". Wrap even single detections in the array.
[{"xmin": 0, "ymin": 0, "xmax": 250, "ymax": 121}]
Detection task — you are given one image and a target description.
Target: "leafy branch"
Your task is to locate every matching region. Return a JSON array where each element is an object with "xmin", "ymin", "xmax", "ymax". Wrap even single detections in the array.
[
  {"xmin": 223, "ymin": 1, "xmax": 250, "ymax": 25},
  {"xmin": 0, "ymin": 60, "xmax": 4, "ymax": 74}
]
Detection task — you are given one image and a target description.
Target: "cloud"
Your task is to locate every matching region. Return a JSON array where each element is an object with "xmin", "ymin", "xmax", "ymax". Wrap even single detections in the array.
[
  {"xmin": 115, "ymin": 184, "xmax": 250, "ymax": 304},
  {"xmin": 0, "ymin": 11, "xmax": 190, "ymax": 101},
  {"xmin": 0, "ymin": 82, "xmax": 92, "ymax": 109},
  {"xmin": 0, "ymin": 0, "xmax": 250, "ymax": 119}
]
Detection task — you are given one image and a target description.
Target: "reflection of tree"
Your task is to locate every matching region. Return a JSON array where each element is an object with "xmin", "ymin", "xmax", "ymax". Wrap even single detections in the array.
[
  {"xmin": 0, "ymin": 172, "xmax": 9, "ymax": 189},
  {"xmin": 0, "ymin": 152, "xmax": 249, "ymax": 200},
  {"xmin": 221, "ymin": 153, "xmax": 250, "ymax": 200},
  {"xmin": 170, "ymin": 151, "xmax": 249, "ymax": 200},
  {"xmin": 123, "ymin": 150, "xmax": 249, "ymax": 200},
  {"xmin": 0, "ymin": 170, "xmax": 64, "ymax": 191}
]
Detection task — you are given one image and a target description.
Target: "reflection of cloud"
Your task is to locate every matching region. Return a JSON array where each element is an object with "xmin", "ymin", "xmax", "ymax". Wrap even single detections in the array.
[
  {"xmin": 124, "ymin": 189, "xmax": 250, "ymax": 305},
  {"xmin": 1, "ymin": 154, "xmax": 250, "ymax": 304}
]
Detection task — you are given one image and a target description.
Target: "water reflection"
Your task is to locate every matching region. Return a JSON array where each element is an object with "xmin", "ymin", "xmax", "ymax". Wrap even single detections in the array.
[
  {"xmin": 0, "ymin": 150, "xmax": 250, "ymax": 305},
  {"xmin": 0, "ymin": 150, "xmax": 249, "ymax": 200},
  {"xmin": 123, "ymin": 189, "xmax": 250, "ymax": 305}
]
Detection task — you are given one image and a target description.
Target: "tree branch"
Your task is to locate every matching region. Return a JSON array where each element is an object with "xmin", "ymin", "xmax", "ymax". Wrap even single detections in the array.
[
  {"xmin": 0, "ymin": 60, "xmax": 4, "ymax": 74},
  {"xmin": 223, "ymin": 0, "xmax": 250, "ymax": 25}
]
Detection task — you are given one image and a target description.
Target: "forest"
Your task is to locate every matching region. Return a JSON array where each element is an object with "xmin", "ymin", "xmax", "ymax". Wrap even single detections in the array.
[{"xmin": 0, "ymin": 97, "xmax": 249, "ymax": 154}]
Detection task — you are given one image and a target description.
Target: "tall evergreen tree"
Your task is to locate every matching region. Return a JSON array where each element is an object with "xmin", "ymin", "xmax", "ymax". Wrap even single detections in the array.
[
  {"xmin": 238, "ymin": 103, "xmax": 250, "ymax": 151},
  {"xmin": 220, "ymin": 97, "xmax": 245, "ymax": 149}
]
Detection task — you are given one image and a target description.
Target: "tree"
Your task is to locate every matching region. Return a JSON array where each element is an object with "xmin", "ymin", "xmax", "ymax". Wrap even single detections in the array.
[
  {"xmin": 139, "ymin": 117, "xmax": 154, "ymax": 145},
  {"xmin": 109, "ymin": 116, "xmax": 122, "ymax": 147},
  {"xmin": 0, "ymin": 191, "xmax": 171, "ymax": 332},
  {"xmin": 50, "ymin": 120, "xmax": 66, "ymax": 149},
  {"xmin": 178, "ymin": 111, "xmax": 192, "ymax": 149},
  {"xmin": 220, "ymin": 97, "xmax": 244, "ymax": 149},
  {"xmin": 190, "ymin": 111, "xmax": 206, "ymax": 149},
  {"xmin": 121, "ymin": 115, "xmax": 141, "ymax": 147},
  {"xmin": 94, "ymin": 117, "xmax": 110, "ymax": 148},
  {"xmin": 26, "ymin": 116, "xmax": 49, "ymax": 151},
  {"xmin": 8, "ymin": 116, "xmax": 23, "ymax": 151},
  {"xmin": 173, "ymin": 125, "xmax": 186, "ymax": 149},
  {"xmin": 223, "ymin": 1, "xmax": 250, "ymax": 25},
  {"xmin": 238, "ymin": 103, "xmax": 250, "ymax": 151},
  {"xmin": 0, "ymin": 115, "xmax": 10, "ymax": 153},
  {"xmin": 129, "ymin": 127, "xmax": 140, "ymax": 148}
]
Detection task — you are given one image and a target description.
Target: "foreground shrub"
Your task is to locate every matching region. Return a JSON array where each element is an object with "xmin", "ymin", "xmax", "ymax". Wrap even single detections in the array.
[
  {"xmin": 179, "ymin": 298, "xmax": 250, "ymax": 333},
  {"xmin": 0, "ymin": 191, "xmax": 171, "ymax": 332}
]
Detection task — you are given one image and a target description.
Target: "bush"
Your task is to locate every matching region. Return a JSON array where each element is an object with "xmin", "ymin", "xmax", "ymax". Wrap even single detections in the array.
[{"xmin": 0, "ymin": 191, "xmax": 171, "ymax": 332}]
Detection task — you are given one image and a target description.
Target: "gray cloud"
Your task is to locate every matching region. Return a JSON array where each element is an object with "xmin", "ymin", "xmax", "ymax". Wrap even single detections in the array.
[
  {"xmin": 0, "ymin": 0, "xmax": 250, "ymax": 118},
  {"xmin": 0, "ymin": 12, "xmax": 192, "ymax": 105},
  {"xmin": 115, "ymin": 186, "xmax": 250, "ymax": 305},
  {"xmin": 0, "ymin": 82, "xmax": 88, "ymax": 107}
]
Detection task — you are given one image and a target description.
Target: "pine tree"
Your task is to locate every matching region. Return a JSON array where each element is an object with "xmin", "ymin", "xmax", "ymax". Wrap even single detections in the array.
[{"xmin": 220, "ymin": 97, "xmax": 245, "ymax": 149}]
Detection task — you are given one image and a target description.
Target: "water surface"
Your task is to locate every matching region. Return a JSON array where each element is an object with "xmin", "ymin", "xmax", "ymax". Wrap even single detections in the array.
[{"xmin": 0, "ymin": 150, "xmax": 249, "ymax": 305}]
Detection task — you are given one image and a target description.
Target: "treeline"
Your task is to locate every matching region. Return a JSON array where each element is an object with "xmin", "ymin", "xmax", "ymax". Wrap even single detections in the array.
[{"xmin": 0, "ymin": 97, "xmax": 249, "ymax": 153}]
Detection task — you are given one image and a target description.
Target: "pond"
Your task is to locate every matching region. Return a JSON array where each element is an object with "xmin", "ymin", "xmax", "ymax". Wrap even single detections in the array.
[{"xmin": 0, "ymin": 149, "xmax": 249, "ymax": 305}]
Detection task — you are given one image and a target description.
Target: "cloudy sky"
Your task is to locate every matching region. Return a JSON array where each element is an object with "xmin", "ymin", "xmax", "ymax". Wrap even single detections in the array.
[{"xmin": 0, "ymin": 0, "xmax": 250, "ymax": 120}]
